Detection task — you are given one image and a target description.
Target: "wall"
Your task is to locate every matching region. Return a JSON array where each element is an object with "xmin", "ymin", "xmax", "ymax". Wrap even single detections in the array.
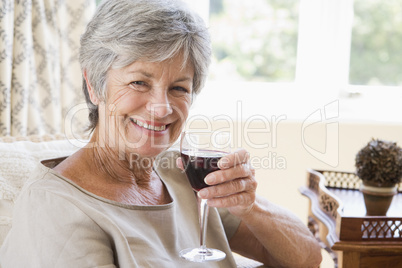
[{"xmin": 187, "ymin": 119, "xmax": 402, "ymax": 267}]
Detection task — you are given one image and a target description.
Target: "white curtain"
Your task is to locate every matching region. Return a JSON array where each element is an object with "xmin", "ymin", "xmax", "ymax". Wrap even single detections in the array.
[
  {"xmin": 0, "ymin": 0, "xmax": 95, "ymax": 137},
  {"xmin": 295, "ymin": 0, "xmax": 354, "ymax": 98}
]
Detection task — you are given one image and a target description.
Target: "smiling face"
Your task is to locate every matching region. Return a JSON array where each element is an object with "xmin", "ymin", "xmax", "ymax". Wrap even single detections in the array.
[{"xmin": 93, "ymin": 54, "xmax": 194, "ymax": 158}]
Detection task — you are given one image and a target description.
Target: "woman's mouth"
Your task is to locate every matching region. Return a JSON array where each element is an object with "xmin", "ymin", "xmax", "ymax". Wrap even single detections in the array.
[{"xmin": 130, "ymin": 118, "xmax": 168, "ymax": 132}]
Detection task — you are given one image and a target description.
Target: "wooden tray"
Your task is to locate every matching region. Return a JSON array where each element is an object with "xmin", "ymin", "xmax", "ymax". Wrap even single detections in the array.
[{"xmin": 300, "ymin": 169, "xmax": 402, "ymax": 267}]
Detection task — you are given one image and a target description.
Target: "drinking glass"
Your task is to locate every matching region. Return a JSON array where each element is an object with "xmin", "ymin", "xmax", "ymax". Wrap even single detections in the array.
[{"xmin": 179, "ymin": 130, "xmax": 231, "ymax": 262}]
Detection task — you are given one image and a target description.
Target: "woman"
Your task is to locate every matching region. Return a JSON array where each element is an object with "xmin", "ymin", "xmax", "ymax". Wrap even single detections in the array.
[{"xmin": 0, "ymin": 0, "xmax": 322, "ymax": 267}]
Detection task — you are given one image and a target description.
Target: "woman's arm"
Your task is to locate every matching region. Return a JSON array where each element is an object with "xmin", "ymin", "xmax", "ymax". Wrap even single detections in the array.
[
  {"xmin": 195, "ymin": 149, "xmax": 322, "ymax": 268},
  {"xmin": 228, "ymin": 197, "xmax": 322, "ymax": 267}
]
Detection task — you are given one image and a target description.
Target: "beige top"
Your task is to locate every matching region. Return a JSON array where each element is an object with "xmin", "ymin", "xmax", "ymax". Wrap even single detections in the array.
[{"xmin": 0, "ymin": 150, "xmax": 240, "ymax": 268}]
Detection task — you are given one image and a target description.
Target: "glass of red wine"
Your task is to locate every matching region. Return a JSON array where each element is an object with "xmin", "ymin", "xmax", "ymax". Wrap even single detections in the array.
[{"xmin": 179, "ymin": 130, "xmax": 231, "ymax": 262}]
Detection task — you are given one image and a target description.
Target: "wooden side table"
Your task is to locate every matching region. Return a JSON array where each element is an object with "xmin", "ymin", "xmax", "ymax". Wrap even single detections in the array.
[{"xmin": 300, "ymin": 169, "xmax": 402, "ymax": 268}]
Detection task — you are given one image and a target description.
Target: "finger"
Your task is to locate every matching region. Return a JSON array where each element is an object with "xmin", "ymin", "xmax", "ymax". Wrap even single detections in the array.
[
  {"xmin": 205, "ymin": 162, "xmax": 254, "ymax": 185},
  {"xmin": 176, "ymin": 157, "xmax": 184, "ymax": 171},
  {"xmin": 199, "ymin": 177, "xmax": 257, "ymax": 199},
  {"xmin": 206, "ymin": 191, "xmax": 256, "ymax": 208},
  {"xmin": 218, "ymin": 149, "xmax": 250, "ymax": 169}
]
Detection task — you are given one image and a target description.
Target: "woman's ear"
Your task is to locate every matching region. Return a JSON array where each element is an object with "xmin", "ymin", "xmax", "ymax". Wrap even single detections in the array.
[{"xmin": 83, "ymin": 70, "xmax": 99, "ymax": 105}]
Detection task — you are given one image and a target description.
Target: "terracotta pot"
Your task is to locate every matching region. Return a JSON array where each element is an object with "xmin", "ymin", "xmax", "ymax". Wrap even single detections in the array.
[{"xmin": 360, "ymin": 183, "xmax": 397, "ymax": 216}]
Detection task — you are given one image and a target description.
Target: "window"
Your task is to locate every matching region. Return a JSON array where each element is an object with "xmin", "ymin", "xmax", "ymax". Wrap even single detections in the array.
[
  {"xmin": 350, "ymin": 0, "xmax": 402, "ymax": 86},
  {"xmin": 95, "ymin": 0, "xmax": 402, "ymax": 90},
  {"xmin": 206, "ymin": 0, "xmax": 402, "ymax": 89},
  {"xmin": 187, "ymin": 0, "xmax": 402, "ymax": 122},
  {"xmin": 93, "ymin": 0, "xmax": 402, "ymax": 121},
  {"xmin": 208, "ymin": 0, "xmax": 299, "ymax": 83}
]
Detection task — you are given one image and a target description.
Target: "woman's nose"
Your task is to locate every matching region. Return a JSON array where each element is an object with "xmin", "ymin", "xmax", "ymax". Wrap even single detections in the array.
[{"xmin": 146, "ymin": 93, "xmax": 173, "ymax": 118}]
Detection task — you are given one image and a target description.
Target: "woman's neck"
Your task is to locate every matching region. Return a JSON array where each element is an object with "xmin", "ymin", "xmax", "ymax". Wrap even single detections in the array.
[
  {"xmin": 55, "ymin": 133, "xmax": 172, "ymax": 206},
  {"xmin": 87, "ymin": 131, "xmax": 155, "ymax": 185},
  {"xmin": 57, "ymin": 146, "xmax": 170, "ymax": 206}
]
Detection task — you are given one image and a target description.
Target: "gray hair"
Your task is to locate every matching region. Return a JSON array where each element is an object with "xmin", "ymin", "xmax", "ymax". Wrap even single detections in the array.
[{"xmin": 79, "ymin": 0, "xmax": 211, "ymax": 131}]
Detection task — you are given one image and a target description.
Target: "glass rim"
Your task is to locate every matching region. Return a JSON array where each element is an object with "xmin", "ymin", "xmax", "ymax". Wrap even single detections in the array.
[{"xmin": 180, "ymin": 130, "xmax": 231, "ymax": 152}]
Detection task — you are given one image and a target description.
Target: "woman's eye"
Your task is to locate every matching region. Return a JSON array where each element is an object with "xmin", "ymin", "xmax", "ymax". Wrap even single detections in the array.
[
  {"xmin": 130, "ymin": 81, "xmax": 146, "ymax": 86},
  {"xmin": 130, "ymin": 81, "xmax": 149, "ymax": 92},
  {"xmin": 172, "ymin": 86, "xmax": 189, "ymax": 93}
]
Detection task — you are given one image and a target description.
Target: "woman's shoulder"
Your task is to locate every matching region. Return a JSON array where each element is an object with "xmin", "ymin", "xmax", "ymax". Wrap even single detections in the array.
[
  {"xmin": 20, "ymin": 165, "xmax": 74, "ymax": 202},
  {"xmin": 153, "ymin": 148, "xmax": 191, "ymax": 191},
  {"xmin": 156, "ymin": 147, "xmax": 180, "ymax": 160},
  {"xmin": 24, "ymin": 161, "xmax": 60, "ymax": 189},
  {"xmin": 22, "ymin": 159, "xmax": 83, "ymax": 202},
  {"xmin": 154, "ymin": 148, "xmax": 181, "ymax": 176}
]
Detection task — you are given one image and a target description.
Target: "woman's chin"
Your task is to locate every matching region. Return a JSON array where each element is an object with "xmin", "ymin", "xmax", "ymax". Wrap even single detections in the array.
[
  {"xmin": 124, "ymin": 129, "xmax": 178, "ymax": 154},
  {"xmin": 124, "ymin": 142, "xmax": 170, "ymax": 159}
]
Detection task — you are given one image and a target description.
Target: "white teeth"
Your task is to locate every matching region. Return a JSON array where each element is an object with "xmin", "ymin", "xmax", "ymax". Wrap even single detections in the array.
[
  {"xmin": 136, "ymin": 120, "xmax": 144, "ymax": 127},
  {"xmin": 131, "ymin": 119, "xmax": 166, "ymax": 131}
]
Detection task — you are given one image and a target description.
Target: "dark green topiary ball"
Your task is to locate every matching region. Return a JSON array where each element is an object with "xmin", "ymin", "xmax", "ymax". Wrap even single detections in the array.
[{"xmin": 355, "ymin": 139, "xmax": 402, "ymax": 186}]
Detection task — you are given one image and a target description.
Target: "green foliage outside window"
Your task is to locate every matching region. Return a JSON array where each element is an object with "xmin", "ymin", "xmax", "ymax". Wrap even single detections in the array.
[
  {"xmin": 208, "ymin": 0, "xmax": 299, "ymax": 82},
  {"xmin": 350, "ymin": 0, "xmax": 402, "ymax": 86}
]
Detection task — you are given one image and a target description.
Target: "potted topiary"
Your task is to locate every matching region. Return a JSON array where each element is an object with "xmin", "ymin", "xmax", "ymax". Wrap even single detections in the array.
[{"xmin": 355, "ymin": 139, "xmax": 402, "ymax": 216}]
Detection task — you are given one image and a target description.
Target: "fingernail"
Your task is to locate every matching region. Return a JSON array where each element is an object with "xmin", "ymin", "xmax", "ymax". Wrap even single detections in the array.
[
  {"xmin": 198, "ymin": 189, "xmax": 208, "ymax": 198},
  {"xmin": 205, "ymin": 174, "xmax": 215, "ymax": 184}
]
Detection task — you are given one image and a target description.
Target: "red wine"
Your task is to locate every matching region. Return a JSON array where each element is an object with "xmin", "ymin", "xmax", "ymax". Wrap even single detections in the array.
[{"xmin": 181, "ymin": 150, "xmax": 227, "ymax": 191}]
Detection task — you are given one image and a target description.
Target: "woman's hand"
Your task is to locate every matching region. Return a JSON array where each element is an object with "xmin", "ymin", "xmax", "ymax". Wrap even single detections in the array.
[
  {"xmin": 177, "ymin": 149, "xmax": 257, "ymax": 218},
  {"xmin": 177, "ymin": 149, "xmax": 323, "ymax": 267}
]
